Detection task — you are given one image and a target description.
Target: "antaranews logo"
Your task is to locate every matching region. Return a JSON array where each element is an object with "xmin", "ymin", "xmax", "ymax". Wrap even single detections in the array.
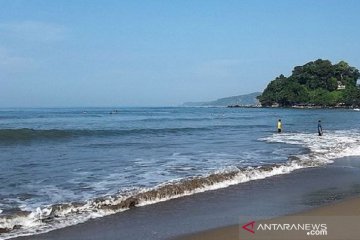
[
  {"xmin": 241, "ymin": 221, "xmax": 328, "ymax": 236},
  {"xmin": 242, "ymin": 221, "xmax": 256, "ymax": 234}
]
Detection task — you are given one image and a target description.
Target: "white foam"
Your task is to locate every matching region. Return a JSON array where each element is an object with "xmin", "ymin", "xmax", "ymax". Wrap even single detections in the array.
[
  {"xmin": 261, "ymin": 130, "xmax": 360, "ymax": 164},
  {"xmin": 135, "ymin": 163, "xmax": 304, "ymax": 207},
  {"xmin": 0, "ymin": 163, "xmax": 305, "ymax": 240},
  {"xmin": 2, "ymin": 130, "xmax": 360, "ymax": 239},
  {"xmin": 0, "ymin": 198, "xmax": 131, "ymax": 240}
]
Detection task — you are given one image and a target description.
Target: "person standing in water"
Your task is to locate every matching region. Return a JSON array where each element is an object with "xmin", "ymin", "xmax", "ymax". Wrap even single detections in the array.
[
  {"xmin": 318, "ymin": 120, "xmax": 323, "ymax": 136},
  {"xmin": 277, "ymin": 119, "xmax": 282, "ymax": 133}
]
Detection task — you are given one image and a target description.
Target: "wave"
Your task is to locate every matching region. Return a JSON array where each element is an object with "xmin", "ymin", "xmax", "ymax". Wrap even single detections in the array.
[
  {"xmin": 1, "ymin": 130, "xmax": 360, "ymax": 239},
  {"xmin": 0, "ymin": 162, "xmax": 304, "ymax": 239},
  {"xmin": 260, "ymin": 130, "xmax": 360, "ymax": 164},
  {"xmin": 134, "ymin": 115, "xmax": 263, "ymax": 123},
  {"xmin": 0, "ymin": 127, "xmax": 209, "ymax": 142},
  {"xmin": 0, "ymin": 125, "xmax": 269, "ymax": 142}
]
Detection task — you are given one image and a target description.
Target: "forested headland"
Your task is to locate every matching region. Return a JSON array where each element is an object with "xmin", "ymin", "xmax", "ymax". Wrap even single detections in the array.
[{"xmin": 258, "ymin": 59, "xmax": 360, "ymax": 107}]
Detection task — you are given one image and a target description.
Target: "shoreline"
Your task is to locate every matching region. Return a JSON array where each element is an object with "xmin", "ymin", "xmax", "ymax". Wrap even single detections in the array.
[
  {"xmin": 175, "ymin": 196, "xmax": 360, "ymax": 240},
  {"xmin": 227, "ymin": 105, "xmax": 359, "ymax": 109},
  {"xmin": 12, "ymin": 157, "xmax": 360, "ymax": 240}
]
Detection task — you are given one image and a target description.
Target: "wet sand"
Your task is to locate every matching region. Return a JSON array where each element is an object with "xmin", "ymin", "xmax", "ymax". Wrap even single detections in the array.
[
  {"xmin": 14, "ymin": 157, "xmax": 360, "ymax": 240},
  {"xmin": 176, "ymin": 197, "xmax": 360, "ymax": 240}
]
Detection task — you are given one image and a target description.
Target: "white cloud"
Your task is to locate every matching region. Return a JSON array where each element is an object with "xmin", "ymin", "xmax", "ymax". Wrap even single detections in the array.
[{"xmin": 0, "ymin": 21, "xmax": 67, "ymax": 42}]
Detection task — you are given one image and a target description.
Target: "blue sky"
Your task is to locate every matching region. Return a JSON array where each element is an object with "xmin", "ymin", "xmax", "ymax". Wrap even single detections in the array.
[{"xmin": 1, "ymin": 0, "xmax": 360, "ymax": 107}]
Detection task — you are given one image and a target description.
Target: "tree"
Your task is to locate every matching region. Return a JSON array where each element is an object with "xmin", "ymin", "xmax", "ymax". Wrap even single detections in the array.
[
  {"xmin": 326, "ymin": 77, "xmax": 338, "ymax": 91},
  {"xmin": 258, "ymin": 59, "xmax": 360, "ymax": 107}
]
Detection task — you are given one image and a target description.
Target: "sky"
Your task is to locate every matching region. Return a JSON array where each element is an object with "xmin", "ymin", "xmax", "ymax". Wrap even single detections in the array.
[{"xmin": 1, "ymin": 0, "xmax": 360, "ymax": 107}]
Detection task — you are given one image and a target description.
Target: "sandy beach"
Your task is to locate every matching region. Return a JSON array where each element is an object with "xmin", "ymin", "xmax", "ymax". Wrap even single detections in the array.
[
  {"xmin": 12, "ymin": 157, "xmax": 360, "ymax": 240},
  {"xmin": 2, "ymin": 0, "xmax": 360, "ymax": 239},
  {"xmin": 176, "ymin": 197, "xmax": 360, "ymax": 240}
]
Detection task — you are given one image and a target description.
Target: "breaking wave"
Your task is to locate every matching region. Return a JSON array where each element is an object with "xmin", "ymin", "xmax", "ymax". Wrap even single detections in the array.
[
  {"xmin": 1, "ymin": 130, "xmax": 360, "ymax": 239},
  {"xmin": 0, "ymin": 163, "xmax": 304, "ymax": 239},
  {"xmin": 0, "ymin": 125, "xmax": 269, "ymax": 143},
  {"xmin": 0, "ymin": 127, "xmax": 210, "ymax": 142}
]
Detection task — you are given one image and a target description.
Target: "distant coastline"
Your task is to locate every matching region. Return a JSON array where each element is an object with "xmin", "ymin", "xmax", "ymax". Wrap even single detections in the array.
[
  {"xmin": 184, "ymin": 59, "xmax": 360, "ymax": 110},
  {"xmin": 227, "ymin": 104, "xmax": 261, "ymax": 108},
  {"xmin": 227, "ymin": 104, "xmax": 359, "ymax": 109},
  {"xmin": 182, "ymin": 92, "xmax": 261, "ymax": 107}
]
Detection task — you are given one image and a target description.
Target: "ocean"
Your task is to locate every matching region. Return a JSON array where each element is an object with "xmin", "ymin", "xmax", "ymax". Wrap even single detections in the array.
[{"xmin": 1, "ymin": 107, "xmax": 360, "ymax": 239}]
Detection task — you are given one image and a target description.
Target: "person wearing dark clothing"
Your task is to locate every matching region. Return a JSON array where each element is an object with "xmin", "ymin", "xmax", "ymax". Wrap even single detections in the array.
[{"xmin": 318, "ymin": 120, "xmax": 323, "ymax": 136}]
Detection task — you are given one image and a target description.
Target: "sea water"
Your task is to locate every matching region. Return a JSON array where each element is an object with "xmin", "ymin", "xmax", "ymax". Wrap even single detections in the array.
[{"xmin": 1, "ymin": 107, "xmax": 360, "ymax": 239}]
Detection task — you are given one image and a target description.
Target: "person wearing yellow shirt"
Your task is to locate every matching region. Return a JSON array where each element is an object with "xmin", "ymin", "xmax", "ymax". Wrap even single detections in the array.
[{"xmin": 277, "ymin": 119, "xmax": 282, "ymax": 133}]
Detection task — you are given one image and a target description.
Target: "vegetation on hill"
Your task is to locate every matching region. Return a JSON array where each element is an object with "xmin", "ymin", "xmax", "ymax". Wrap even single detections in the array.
[
  {"xmin": 183, "ymin": 92, "xmax": 261, "ymax": 107},
  {"xmin": 258, "ymin": 59, "xmax": 360, "ymax": 107}
]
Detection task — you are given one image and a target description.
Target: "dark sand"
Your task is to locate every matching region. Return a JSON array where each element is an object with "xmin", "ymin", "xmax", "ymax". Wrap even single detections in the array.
[{"xmin": 14, "ymin": 157, "xmax": 360, "ymax": 240}]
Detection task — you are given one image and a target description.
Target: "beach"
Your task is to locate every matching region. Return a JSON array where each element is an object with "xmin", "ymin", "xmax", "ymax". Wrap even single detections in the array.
[
  {"xmin": 2, "ymin": 0, "xmax": 360, "ymax": 239},
  {"xmin": 13, "ymin": 156, "xmax": 360, "ymax": 240},
  {"xmin": 177, "ymin": 196, "xmax": 360, "ymax": 240},
  {"xmin": 1, "ymin": 107, "xmax": 360, "ymax": 239}
]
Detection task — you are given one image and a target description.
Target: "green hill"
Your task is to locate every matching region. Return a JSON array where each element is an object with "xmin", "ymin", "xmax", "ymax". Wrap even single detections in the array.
[
  {"xmin": 183, "ymin": 92, "xmax": 261, "ymax": 107},
  {"xmin": 258, "ymin": 59, "xmax": 360, "ymax": 107}
]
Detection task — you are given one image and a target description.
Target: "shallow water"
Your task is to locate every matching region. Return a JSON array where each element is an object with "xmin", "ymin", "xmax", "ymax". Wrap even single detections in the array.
[{"xmin": 1, "ymin": 107, "xmax": 360, "ymax": 238}]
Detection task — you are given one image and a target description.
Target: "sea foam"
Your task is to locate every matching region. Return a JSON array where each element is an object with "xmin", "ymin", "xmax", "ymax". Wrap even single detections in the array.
[{"xmin": 1, "ymin": 130, "xmax": 360, "ymax": 239}]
